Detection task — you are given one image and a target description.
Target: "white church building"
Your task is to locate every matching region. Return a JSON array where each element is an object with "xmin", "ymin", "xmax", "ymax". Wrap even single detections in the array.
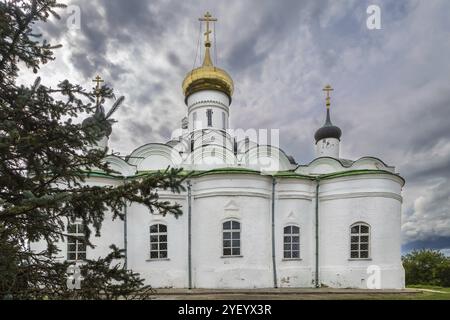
[{"xmin": 38, "ymin": 13, "xmax": 405, "ymax": 289}]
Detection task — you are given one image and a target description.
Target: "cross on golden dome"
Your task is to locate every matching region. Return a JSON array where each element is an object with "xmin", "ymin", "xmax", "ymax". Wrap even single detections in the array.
[
  {"xmin": 199, "ymin": 11, "xmax": 217, "ymax": 47},
  {"xmin": 323, "ymin": 84, "xmax": 334, "ymax": 109},
  {"xmin": 182, "ymin": 12, "xmax": 233, "ymax": 102},
  {"xmin": 92, "ymin": 75, "xmax": 104, "ymax": 105}
]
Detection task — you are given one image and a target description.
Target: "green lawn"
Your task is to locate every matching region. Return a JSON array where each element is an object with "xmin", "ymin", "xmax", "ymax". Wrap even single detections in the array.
[
  {"xmin": 407, "ymin": 285, "xmax": 450, "ymax": 292},
  {"xmin": 400, "ymin": 285, "xmax": 450, "ymax": 300},
  {"xmin": 150, "ymin": 287, "xmax": 450, "ymax": 300},
  {"xmin": 299, "ymin": 287, "xmax": 450, "ymax": 300}
]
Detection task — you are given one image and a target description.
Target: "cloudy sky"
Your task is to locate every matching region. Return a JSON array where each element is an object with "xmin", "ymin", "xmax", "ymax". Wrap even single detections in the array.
[{"xmin": 26, "ymin": 0, "xmax": 450, "ymax": 253}]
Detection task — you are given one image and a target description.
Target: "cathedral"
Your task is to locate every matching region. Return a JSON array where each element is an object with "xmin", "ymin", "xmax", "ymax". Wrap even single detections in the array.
[{"xmin": 35, "ymin": 12, "xmax": 405, "ymax": 289}]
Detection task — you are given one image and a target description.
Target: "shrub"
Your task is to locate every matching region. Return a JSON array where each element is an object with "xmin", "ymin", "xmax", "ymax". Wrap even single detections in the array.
[{"xmin": 402, "ymin": 249, "xmax": 450, "ymax": 286}]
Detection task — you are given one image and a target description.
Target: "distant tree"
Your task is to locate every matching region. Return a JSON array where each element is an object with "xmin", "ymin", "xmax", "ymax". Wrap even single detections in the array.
[
  {"xmin": 436, "ymin": 258, "xmax": 450, "ymax": 287},
  {"xmin": 402, "ymin": 249, "xmax": 450, "ymax": 286},
  {"xmin": 0, "ymin": 0, "xmax": 186, "ymax": 299}
]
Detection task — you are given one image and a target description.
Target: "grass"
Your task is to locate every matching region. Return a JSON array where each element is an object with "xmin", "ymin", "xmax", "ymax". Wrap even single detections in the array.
[
  {"xmin": 343, "ymin": 286, "xmax": 449, "ymax": 300},
  {"xmin": 400, "ymin": 285, "xmax": 450, "ymax": 300},
  {"xmin": 150, "ymin": 287, "xmax": 450, "ymax": 300},
  {"xmin": 407, "ymin": 284, "xmax": 450, "ymax": 292},
  {"xmin": 362, "ymin": 286, "xmax": 450, "ymax": 300}
]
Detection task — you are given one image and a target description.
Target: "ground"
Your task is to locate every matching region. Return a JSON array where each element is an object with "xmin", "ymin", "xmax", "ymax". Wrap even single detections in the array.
[{"xmin": 149, "ymin": 286, "xmax": 450, "ymax": 300}]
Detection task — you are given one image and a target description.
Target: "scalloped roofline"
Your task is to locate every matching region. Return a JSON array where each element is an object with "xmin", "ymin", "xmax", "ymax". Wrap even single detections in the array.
[
  {"xmin": 296, "ymin": 156, "xmax": 393, "ymax": 169},
  {"xmin": 244, "ymin": 144, "xmax": 297, "ymax": 165},
  {"xmin": 127, "ymin": 142, "xmax": 174, "ymax": 160},
  {"xmin": 105, "ymin": 154, "xmax": 137, "ymax": 168}
]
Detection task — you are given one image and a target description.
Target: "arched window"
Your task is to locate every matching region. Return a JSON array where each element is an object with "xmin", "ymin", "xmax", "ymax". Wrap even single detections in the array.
[
  {"xmin": 223, "ymin": 220, "xmax": 240, "ymax": 256},
  {"xmin": 67, "ymin": 222, "xmax": 86, "ymax": 261},
  {"xmin": 284, "ymin": 225, "xmax": 300, "ymax": 259},
  {"xmin": 150, "ymin": 224, "xmax": 167, "ymax": 259},
  {"xmin": 350, "ymin": 223, "xmax": 370, "ymax": 259}
]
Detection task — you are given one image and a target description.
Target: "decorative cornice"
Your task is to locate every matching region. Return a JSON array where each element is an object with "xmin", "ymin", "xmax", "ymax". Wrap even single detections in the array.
[
  {"xmin": 188, "ymin": 99, "xmax": 229, "ymax": 111},
  {"xmin": 194, "ymin": 190, "xmax": 271, "ymax": 199},
  {"xmin": 320, "ymin": 171, "xmax": 404, "ymax": 186},
  {"xmin": 277, "ymin": 194, "xmax": 313, "ymax": 200},
  {"xmin": 81, "ymin": 169, "xmax": 404, "ymax": 191},
  {"xmin": 157, "ymin": 193, "xmax": 186, "ymax": 200},
  {"xmin": 320, "ymin": 191, "xmax": 403, "ymax": 203}
]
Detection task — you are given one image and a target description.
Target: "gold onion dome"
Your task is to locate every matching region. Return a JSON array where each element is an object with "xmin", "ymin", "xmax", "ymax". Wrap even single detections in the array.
[{"xmin": 182, "ymin": 12, "xmax": 234, "ymax": 103}]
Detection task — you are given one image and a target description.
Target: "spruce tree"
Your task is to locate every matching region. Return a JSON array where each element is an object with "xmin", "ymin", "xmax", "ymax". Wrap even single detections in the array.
[{"xmin": 0, "ymin": 0, "xmax": 186, "ymax": 299}]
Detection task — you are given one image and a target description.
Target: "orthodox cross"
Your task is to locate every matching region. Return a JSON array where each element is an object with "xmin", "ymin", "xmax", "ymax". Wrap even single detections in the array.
[
  {"xmin": 199, "ymin": 11, "xmax": 217, "ymax": 46},
  {"xmin": 323, "ymin": 84, "xmax": 334, "ymax": 109},
  {"xmin": 92, "ymin": 75, "xmax": 104, "ymax": 105}
]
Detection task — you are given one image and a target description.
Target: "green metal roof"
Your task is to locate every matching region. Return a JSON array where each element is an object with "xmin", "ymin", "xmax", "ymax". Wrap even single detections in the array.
[{"xmin": 82, "ymin": 167, "xmax": 404, "ymax": 186}]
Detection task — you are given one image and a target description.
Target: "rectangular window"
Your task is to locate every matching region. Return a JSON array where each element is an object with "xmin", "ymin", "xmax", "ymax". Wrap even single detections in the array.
[
  {"xmin": 67, "ymin": 223, "xmax": 86, "ymax": 261},
  {"xmin": 149, "ymin": 224, "xmax": 168, "ymax": 259},
  {"xmin": 223, "ymin": 220, "xmax": 241, "ymax": 256},
  {"xmin": 192, "ymin": 112, "xmax": 197, "ymax": 129},
  {"xmin": 283, "ymin": 225, "xmax": 300, "ymax": 259},
  {"xmin": 350, "ymin": 223, "xmax": 370, "ymax": 259},
  {"xmin": 207, "ymin": 109, "xmax": 213, "ymax": 127},
  {"xmin": 222, "ymin": 112, "xmax": 226, "ymax": 129}
]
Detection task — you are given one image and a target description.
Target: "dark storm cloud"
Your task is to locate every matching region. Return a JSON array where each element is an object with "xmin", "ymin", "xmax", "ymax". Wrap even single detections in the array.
[
  {"xmin": 406, "ymin": 162, "xmax": 450, "ymax": 184},
  {"xmin": 225, "ymin": 0, "xmax": 315, "ymax": 72},
  {"xmin": 38, "ymin": 0, "xmax": 186, "ymax": 80},
  {"xmin": 157, "ymin": 124, "xmax": 172, "ymax": 140},
  {"xmin": 402, "ymin": 236, "xmax": 450, "ymax": 254},
  {"xmin": 167, "ymin": 52, "xmax": 182, "ymax": 68},
  {"xmin": 126, "ymin": 119, "xmax": 152, "ymax": 138}
]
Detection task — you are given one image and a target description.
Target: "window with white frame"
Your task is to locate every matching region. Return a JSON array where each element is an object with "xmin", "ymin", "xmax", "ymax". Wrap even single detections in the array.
[
  {"xmin": 67, "ymin": 223, "xmax": 86, "ymax": 261},
  {"xmin": 350, "ymin": 223, "xmax": 370, "ymax": 259},
  {"xmin": 223, "ymin": 220, "xmax": 240, "ymax": 256},
  {"xmin": 150, "ymin": 224, "xmax": 167, "ymax": 259},
  {"xmin": 283, "ymin": 225, "xmax": 300, "ymax": 259}
]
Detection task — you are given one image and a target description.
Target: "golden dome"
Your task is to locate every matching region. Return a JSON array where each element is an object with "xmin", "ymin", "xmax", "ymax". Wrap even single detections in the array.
[
  {"xmin": 182, "ymin": 46, "xmax": 234, "ymax": 101},
  {"xmin": 182, "ymin": 12, "xmax": 233, "ymax": 102}
]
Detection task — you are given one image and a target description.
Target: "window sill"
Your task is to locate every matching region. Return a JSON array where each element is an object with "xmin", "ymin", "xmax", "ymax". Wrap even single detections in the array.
[
  {"xmin": 146, "ymin": 258, "xmax": 170, "ymax": 262},
  {"xmin": 348, "ymin": 258, "xmax": 372, "ymax": 261},
  {"xmin": 282, "ymin": 258, "xmax": 302, "ymax": 261},
  {"xmin": 221, "ymin": 255, "xmax": 243, "ymax": 259}
]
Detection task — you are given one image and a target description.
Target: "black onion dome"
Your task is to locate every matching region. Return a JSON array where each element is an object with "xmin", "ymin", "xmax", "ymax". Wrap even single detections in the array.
[
  {"xmin": 314, "ymin": 109, "xmax": 342, "ymax": 143},
  {"xmin": 82, "ymin": 115, "xmax": 113, "ymax": 138}
]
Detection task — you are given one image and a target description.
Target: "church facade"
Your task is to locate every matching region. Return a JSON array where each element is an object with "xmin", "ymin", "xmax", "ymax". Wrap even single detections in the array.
[{"xmin": 35, "ymin": 13, "xmax": 405, "ymax": 289}]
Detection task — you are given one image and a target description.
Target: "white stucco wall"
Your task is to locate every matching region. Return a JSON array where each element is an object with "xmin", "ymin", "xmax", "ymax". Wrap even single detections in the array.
[
  {"xmin": 190, "ymin": 175, "xmax": 273, "ymax": 288},
  {"xmin": 275, "ymin": 179, "xmax": 315, "ymax": 288},
  {"xmin": 126, "ymin": 193, "xmax": 188, "ymax": 288},
  {"xmin": 123, "ymin": 172, "xmax": 403, "ymax": 289},
  {"xmin": 187, "ymin": 90, "xmax": 230, "ymax": 131},
  {"xmin": 318, "ymin": 175, "xmax": 404, "ymax": 289},
  {"xmin": 31, "ymin": 168, "xmax": 404, "ymax": 289}
]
